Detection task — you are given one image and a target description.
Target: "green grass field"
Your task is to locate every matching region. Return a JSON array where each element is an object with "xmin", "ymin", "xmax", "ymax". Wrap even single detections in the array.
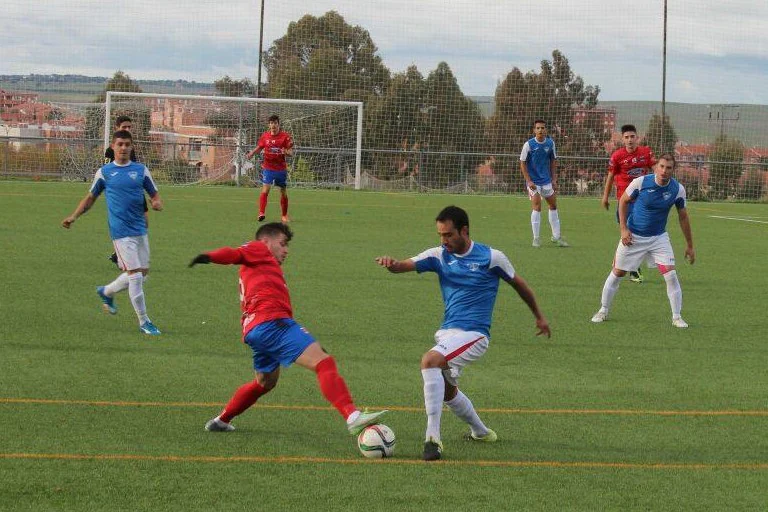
[{"xmin": 1, "ymin": 182, "xmax": 767, "ymax": 511}]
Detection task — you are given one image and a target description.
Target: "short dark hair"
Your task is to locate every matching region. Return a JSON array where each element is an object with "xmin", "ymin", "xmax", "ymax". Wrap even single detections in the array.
[
  {"xmin": 256, "ymin": 222, "xmax": 293, "ymax": 242},
  {"xmin": 533, "ymin": 119, "xmax": 546, "ymax": 126},
  {"xmin": 268, "ymin": 114, "xmax": 280, "ymax": 123},
  {"xmin": 657, "ymin": 153, "xmax": 676, "ymax": 168},
  {"xmin": 621, "ymin": 124, "xmax": 637, "ymax": 134},
  {"xmin": 112, "ymin": 130, "xmax": 133, "ymax": 142},
  {"xmin": 436, "ymin": 206, "xmax": 469, "ymax": 233},
  {"xmin": 114, "ymin": 115, "xmax": 132, "ymax": 127}
]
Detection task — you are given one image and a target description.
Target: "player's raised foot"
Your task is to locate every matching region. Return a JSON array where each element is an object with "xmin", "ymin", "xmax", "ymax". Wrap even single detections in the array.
[
  {"xmin": 591, "ymin": 310, "xmax": 608, "ymax": 323},
  {"xmin": 532, "ymin": 237, "xmax": 540, "ymax": 248},
  {"xmin": 205, "ymin": 417, "xmax": 235, "ymax": 432},
  {"xmin": 281, "ymin": 215, "xmax": 290, "ymax": 224},
  {"xmin": 347, "ymin": 409, "xmax": 388, "ymax": 436},
  {"xmin": 551, "ymin": 236, "xmax": 570, "ymax": 247},
  {"xmin": 463, "ymin": 428, "xmax": 498, "ymax": 443},
  {"xmin": 257, "ymin": 213, "xmax": 266, "ymax": 222},
  {"xmin": 629, "ymin": 268, "xmax": 643, "ymax": 283},
  {"xmin": 423, "ymin": 437, "xmax": 443, "ymax": 461},
  {"xmin": 139, "ymin": 320, "xmax": 161, "ymax": 335},
  {"xmin": 96, "ymin": 286, "xmax": 117, "ymax": 315},
  {"xmin": 672, "ymin": 316, "xmax": 689, "ymax": 329}
]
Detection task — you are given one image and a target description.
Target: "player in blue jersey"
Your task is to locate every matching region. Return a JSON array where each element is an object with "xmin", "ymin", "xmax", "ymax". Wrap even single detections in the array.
[
  {"xmin": 520, "ymin": 120, "xmax": 568, "ymax": 247},
  {"xmin": 375, "ymin": 206, "xmax": 551, "ymax": 461},
  {"xmin": 62, "ymin": 130, "xmax": 164, "ymax": 335},
  {"xmin": 591, "ymin": 154, "xmax": 695, "ymax": 328}
]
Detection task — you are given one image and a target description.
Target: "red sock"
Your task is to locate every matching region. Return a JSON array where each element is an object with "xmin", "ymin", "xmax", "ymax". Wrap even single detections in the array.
[
  {"xmin": 315, "ymin": 357, "xmax": 356, "ymax": 419},
  {"xmin": 219, "ymin": 379, "xmax": 268, "ymax": 423},
  {"xmin": 258, "ymin": 192, "xmax": 268, "ymax": 215},
  {"xmin": 280, "ymin": 195, "xmax": 288, "ymax": 216}
]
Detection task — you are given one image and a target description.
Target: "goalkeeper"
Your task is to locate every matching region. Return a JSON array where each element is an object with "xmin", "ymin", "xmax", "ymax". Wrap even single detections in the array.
[{"xmin": 246, "ymin": 114, "xmax": 294, "ymax": 224}]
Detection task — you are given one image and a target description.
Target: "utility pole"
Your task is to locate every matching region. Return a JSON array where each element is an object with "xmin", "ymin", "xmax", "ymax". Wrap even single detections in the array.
[
  {"xmin": 661, "ymin": 0, "xmax": 667, "ymax": 146},
  {"xmin": 256, "ymin": 0, "xmax": 265, "ymax": 99},
  {"xmin": 708, "ymin": 104, "xmax": 740, "ymax": 138}
]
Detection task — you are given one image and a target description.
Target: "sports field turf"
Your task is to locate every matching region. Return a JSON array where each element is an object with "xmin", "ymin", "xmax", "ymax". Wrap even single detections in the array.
[{"xmin": 1, "ymin": 181, "xmax": 767, "ymax": 511}]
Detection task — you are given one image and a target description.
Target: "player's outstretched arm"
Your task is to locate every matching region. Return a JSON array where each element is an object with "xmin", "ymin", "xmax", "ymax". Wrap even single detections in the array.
[
  {"xmin": 61, "ymin": 193, "xmax": 96, "ymax": 229},
  {"xmin": 188, "ymin": 254, "xmax": 212, "ymax": 267},
  {"xmin": 375, "ymin": 256, "xmax": 416, "ymax": 274},
  {"xmin": 507, "ymin": 274, "xmax": 551, "ymax": 338}
]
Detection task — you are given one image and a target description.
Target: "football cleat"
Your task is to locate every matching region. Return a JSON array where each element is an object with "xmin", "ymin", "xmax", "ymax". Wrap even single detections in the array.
[
  {"xmin": 423, "ymin": 437, "xmax": 443, "ymax": 461},
  {"xmin": 205, "ymin": 417, "xmax": 235, "ymax": 432},
  {"xmin": 347, "ymin": 409, "xmax": 388, "ymax": 436},
  {"xmin": 257, "ymin": 213, "xmax": 266, "ymax": 222},
  {"xmin": 551, "ymin": 237, "xmax": 570, "ymax": 247},
  {"xmin": 629, "ymin": 268, "xmax": 643, "ymax": 283},
  {"xmin": 591, "ymin": 310, "xmax": 608, "ymax": 323},
  {"xmin": 672, "ymin": 317, "xmax": 689, "ymax": 328},
  {"xmin": 96, "ymin": 286, "xmax": 117, "ymax": 315},
  {"xmin": 139, "ymin": 320, "xmax": 161, "ymax": 335},
  {"xmin": 532, "ymin": 237, "xmax": 541, "ymax": 248},
  {"xmin": 464, "ymin": 428, "xmax": 498, "ymax": 443}
]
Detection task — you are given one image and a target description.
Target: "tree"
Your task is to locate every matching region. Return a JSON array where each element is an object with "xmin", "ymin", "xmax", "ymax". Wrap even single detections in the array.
[
  {"xmin": 487, "ymin": 50, "xmax": 608, "ymax": 192},
  {"xmin": 214, "ymin": 76, "xmax": 256, "ymax": 97},
  {"xmin": 263, "ymin": 11, "xmax": 391, "ymax": 102},
  {"xmin": 708, "ymin": 135, "xmax": 744, "ymax": 200},
  {"xmin": 642, "ymin": 113, "xmax": 678, "ymax": 156},
  {"xmin": 86, "ymin": 71, "xmax": 147, "ymax": 143},
  {"xmin": 94, "ymin": 70, "xmax": 142, "ymax": 102}
]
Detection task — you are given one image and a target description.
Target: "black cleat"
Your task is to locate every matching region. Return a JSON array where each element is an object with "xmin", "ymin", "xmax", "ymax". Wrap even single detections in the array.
[
  {"xmin": 257, "ymin": 214, "xmax": 266, "ymax": 222},
  {"xmin": 422, "ymin": 438, "xmax": 443, "ymax": 461},
  {"xmin": 108, "ymin": 252, "xmax": 119, "ymax": 266}
]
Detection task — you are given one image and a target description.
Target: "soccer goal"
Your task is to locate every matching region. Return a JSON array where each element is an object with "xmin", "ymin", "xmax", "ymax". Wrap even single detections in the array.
[{"xmin": 104, "ymin": 92, "xmax": 364, "ymax": 188}]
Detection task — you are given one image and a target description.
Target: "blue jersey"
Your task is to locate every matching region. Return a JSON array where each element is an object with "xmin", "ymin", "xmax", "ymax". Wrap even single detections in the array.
[
  {"xmin": 89, "ymin": 161, "xmax": 158, "ymax": 240},
  {"xmin": 520, "ymin": 137, "xmax": 557, "ymax": 185},
  {"xmin": 626, "ymin": 175, "xmax": 686, "ymax": 237},
  {"xmin": 411, "ymin": 242, "xmax": 516, "ymax": 338}
]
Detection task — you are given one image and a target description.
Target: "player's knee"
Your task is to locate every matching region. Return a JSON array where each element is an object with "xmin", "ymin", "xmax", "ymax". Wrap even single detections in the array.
[
  {"xmin": 613, "ymin": 268, "xmax": 627, "ymax": 277},
  {"xmin": 256, "ymin": 373, "xmax": 279, "ymax": 391},
  {"xmin": 420, "ymin": 351, "xmax": 446, "ymax": 369}
]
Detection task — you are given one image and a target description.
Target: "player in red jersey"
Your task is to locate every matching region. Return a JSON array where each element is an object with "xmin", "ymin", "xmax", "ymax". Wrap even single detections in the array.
[
  {"xmin": 189, "ymin": 222, "xmax": 386, "ymax": 436},
  {"xmin": 601, "ymin": 124, "xmax": 657, "ymax": 282},
  {"xmin": 246, "ymin": 115, "xmax": 294, "ymax": 224}
]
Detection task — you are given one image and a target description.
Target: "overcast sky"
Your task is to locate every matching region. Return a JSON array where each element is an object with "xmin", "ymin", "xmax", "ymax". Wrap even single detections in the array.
[{"xmin": 2, "ymin": 0, "xmax": 767, "ymax": 103}]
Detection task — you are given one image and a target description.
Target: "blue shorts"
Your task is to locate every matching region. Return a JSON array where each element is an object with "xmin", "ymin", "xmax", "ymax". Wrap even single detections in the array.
[
  {"xmin": 244, "ymin": 318, "xmax": 315, "ymax": 373},
  {"xmin": 261, "ymin": 169, "xmax": 287, "ymax": 188}
]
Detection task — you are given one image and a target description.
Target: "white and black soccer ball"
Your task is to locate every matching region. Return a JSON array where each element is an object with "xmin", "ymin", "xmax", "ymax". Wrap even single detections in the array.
[{"xmin": 357, "ymin": 424, "xmax": 396, "ymax": 458}]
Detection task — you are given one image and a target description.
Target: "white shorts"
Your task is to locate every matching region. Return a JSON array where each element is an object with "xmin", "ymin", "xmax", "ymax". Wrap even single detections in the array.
[
  {"xmin": 113, "ymin": 235, "xmax": 150, "ymax": 271},
  {"xmin": 528, "ymin": 182, "xmax": 555, "ymax": 199},
  {"xmin": 431, "ymin": 329, "xmax": 489, "ymax": 386},
  {"xmin": 614, "ymin": 232, "xmax": 675, "ymax": 271}
]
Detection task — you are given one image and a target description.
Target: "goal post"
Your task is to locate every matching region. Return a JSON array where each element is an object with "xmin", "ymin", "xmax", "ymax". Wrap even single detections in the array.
[{"xmin": 104, "ymin": 91, "xmax": 364, "ymax": 188}]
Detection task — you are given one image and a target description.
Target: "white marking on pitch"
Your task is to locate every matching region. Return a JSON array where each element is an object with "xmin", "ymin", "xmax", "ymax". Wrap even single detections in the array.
[{"xmin": 708, "ymin": 215, "xmax": 768, "ymax": 224}]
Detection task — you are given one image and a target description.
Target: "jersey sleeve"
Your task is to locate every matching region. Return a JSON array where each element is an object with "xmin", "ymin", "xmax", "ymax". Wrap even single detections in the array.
[
  {"xmin": 608, "ymin": 151, "xmax": 619, "ymax": 175},
  {"xmin": 550, "ymin": 140, "xmax": 557, "ymax": 160},
  {"xmin": 519, "ymin": 141, "xmax": 531, "ymax": 162},
  {"xmin": 142, "ymin": 166, "xmax": 159, "ymax": 197},
  {"xmin": 410, "ymin": 247, "xmax": 442, "ymax": 274},
  {"xmin": 674, "ymin": 183, "xmax": 687, "ymax": 209},
  {"xmin": 207, "ymin": 246, "xmax": 245, "ymax": 265},
  {"xmin": 489, "ymin": 249, "xmax": 515, "ymax": 281},
  {"xmin": 89, "ymin": 169, "xmax": 106, "ymax": 198},
  {"xmin": 625, "ymin": 176, "xmax": 644, "ymax": 200}
]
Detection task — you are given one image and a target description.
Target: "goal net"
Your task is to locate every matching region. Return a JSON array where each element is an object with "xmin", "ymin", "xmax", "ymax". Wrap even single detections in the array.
[{"xmin": 104, "ymin": 92, "xmax": 363, "ymax": 188}]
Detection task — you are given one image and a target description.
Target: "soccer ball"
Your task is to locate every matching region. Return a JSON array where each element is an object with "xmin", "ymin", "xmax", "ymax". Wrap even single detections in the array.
[{"xmin": 357, "ymin": 424, "xmax": 396, "ymax": 458}]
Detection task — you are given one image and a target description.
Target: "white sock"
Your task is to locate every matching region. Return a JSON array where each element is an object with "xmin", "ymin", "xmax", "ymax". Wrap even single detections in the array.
[
  {"xmin": 422, "ymin": 368, "xmax": 444, "ymax": 441},
  {"xmin": 128, "ymin": 273, "xmax": 149, "ymax": 325},
  {"xmin": 104, "ymin": 273, "xmax": 129, "ymax": 296},
  {"xmin": 663, "ymin": 270, "xmax": 683, "ymax": 318},
  {"xmin": 445, "ymin": 390, "xmax": 488, "ymax": 437},
  {"xmin": 600, "ymin": 272, "xmax": 623, "ymax": 311},
  {"xmin": 548, "ymin": 209, "xmax": 561, "ymax": 240},
  {"xmin": 531, "ymin": 210, "xmax": 541, "ymax": 239}
]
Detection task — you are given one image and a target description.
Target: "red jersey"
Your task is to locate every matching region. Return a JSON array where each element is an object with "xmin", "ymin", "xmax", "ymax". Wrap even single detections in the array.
[
  {"xmin": 206, "ymin": 240, "xmax": 293, "ymax": 338},
  {"xmin": 608, "ymin": 146, "xmax": 657, "ymax": 198},
  {"xmin": 256, "ymin": 130, "xmax": 293, "ymax": 171}
]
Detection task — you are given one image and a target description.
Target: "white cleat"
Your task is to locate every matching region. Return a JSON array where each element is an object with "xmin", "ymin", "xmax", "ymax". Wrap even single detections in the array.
[
  {"xmin": 347, "ymin": 409, "xmax": 388, "ymax": 436},
  {"xmin": 532, "ymin": 238, "xmax": 541, "ymax": 248},
  {"xmin": 551, "ymin": 237, "xmax": 570, "ymax": 247},
  {"xmin": 591, "ymin": 310, "xmax": 608, "ymax": 323},
  {"xmin": 672, "ymin": 317, "xmax": 689, "ymax": 328},
  {"xmin": 205, "ymin": 417, "xmax": 235, "ymax": 432}
]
